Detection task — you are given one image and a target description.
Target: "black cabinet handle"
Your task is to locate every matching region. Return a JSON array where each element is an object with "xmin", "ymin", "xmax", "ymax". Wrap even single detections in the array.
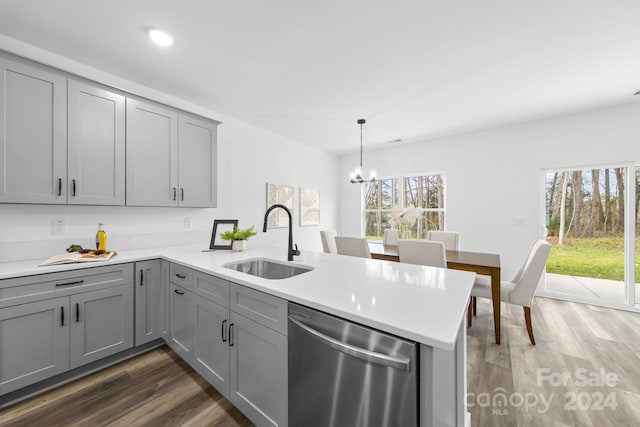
[
  {"xmin": 221, "ymin": 319, "xmax": 227, "ymax": 342},
  {"xmin": 172, "ymin": 187, "xmax": 177, "ymax": 201},
  {"xmin": 56, "ymin": 280, "xmax": 84, "ymax": 287},
  {"xmin": 175, "ymin": 273, "xmax": 186, "ymax": 279},
  {"xmin": 174, "ymin": 289, "xmax": 185, "ymax": 295},
  {"xmin": 72, "ymin": 179, "xmax": 76, "ymax": 196},
  {"xmin": 140, "ymin": 269, "xmax": 144, "ymax": 286},
  {"xmin": 61, "ymin": 306, "xmax": 65, "ymax": 326},
  {"xmin": 229, "ymin": 323, "xmax": 234, "ymax": 346},
  {"xmin": 180, "ymin": 188, "xmax": 184, "ymax": 201},
  {"xmin": 76, "ymin": 303, "xmax": 80, "ymax": 322},
  {"xmin": 57, "ymin": 178, "xmax": 62, "ymax": 196}
]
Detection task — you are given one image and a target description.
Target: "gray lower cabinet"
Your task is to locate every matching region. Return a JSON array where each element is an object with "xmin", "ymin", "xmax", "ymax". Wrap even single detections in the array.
[
  {"xmin": 166, "ymin": 263, "xmax": 288, "ymax": 427},
  {"xmin": 69, "ymin": 284, "xmax": 134, "ymax": 369},
  {"xmin": 193, "ymin": 295, "xmax": 230, "ymax": 395},
  {"xmin": 0, "ymin": 297, "xmax": 69, "ymax": 395},
  {"xmin": 135, "ymin": 260, "xmax": 164, "ymax": 346},
  {"xmin": 0, "ymin": 263, "xmax": 134, "ymax": 396},
  {"xmin": 168, "ymin": 283, "xmax": 195, "ymax": 362},
  {"xmin": 229, "ymin": 310, "xmax": 288, "ymax": 427}
]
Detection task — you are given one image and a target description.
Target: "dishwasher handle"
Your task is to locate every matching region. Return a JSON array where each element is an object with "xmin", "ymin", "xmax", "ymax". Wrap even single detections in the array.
[{"xmin": 288, "ymin": 315, "xmax": 411, "ymax": 371}]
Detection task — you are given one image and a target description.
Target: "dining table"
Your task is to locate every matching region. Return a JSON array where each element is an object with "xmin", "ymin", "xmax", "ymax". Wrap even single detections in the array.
[{"xmin": 369, "ymin": 242, "xmax": 502, "ymax": 344}]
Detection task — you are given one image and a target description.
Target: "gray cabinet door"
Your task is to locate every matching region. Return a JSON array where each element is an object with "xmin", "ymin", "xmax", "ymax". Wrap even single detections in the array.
[
  {"xmin": 193, "ymin": 297, "xmax": 230, "ymax": 398},
  {"xmin": 135, "ymin": 259, "xmax": 163, "ymax": 346},
  {"xmin": 229, "ymin": 311, "xmax": 288, "ymax": 427},
  {"xmin": 177, "ymin": 113, "xmax": 219, "ymax": 208},
  {"xmin": 125, "ymin": 98, "xmax": 178, "ymax": 206},
  {"xmin": 161, "ymin": 259, "xmax": 170, "ymax": 339},
  {"xmin": 67, "ymin": 80, "xmax": 125, "ymax": 205},
  {"xmin": 168, "ymin": 283, "xmax": 195, "ymax": 362},
  {"xmin": 0, "ymin": 297, "xmax": 69, "ymax": 395},
  {"xmin": 0, "ymin": 57, "xmax": 66, "ymax": 204},
  {"xmin": 69, "ymin": 284, "xmax": 134, "ymax": 369}
]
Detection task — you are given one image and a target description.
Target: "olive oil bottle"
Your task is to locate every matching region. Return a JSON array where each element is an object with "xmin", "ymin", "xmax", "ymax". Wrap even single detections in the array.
[{"xmin": 96, "ymin": 222, "xmax": 107, "ymax": 251}]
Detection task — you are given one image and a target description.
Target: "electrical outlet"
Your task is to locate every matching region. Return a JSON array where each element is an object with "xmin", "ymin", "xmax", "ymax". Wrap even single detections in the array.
[
  {"xmin": 184, "ymin": 218, "xmax": 191, "ymax": 229},
  {"xmin": 53, "ymin": 220, "xmax": 66, "ymax": 235},
  {"xmin": 511, "ymin": 218, "xmax": 527, "ymax": 227}
]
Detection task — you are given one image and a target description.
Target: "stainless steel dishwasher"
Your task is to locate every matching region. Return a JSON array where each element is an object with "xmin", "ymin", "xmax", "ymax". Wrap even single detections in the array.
[{"xmin": 288, "ymin": 302, "xmax": 418, "ymax": 427}]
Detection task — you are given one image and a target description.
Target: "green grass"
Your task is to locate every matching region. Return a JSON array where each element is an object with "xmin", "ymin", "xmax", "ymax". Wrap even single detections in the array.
[{"xmin": 546, "ymin": 237, "xmax": 640, "ymax": 282}]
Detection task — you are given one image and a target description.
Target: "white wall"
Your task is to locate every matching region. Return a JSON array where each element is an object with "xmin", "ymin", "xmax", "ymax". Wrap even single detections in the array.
[
  {"xmin": 339, "ymin": 102, "xmax": 640, "ymax": 278},
  {"xmin": 0, "ymin": 36, "xmax": 338, "ymax": 262}
]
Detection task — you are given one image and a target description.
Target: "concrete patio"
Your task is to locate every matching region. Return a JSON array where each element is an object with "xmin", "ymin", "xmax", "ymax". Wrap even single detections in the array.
[{"xmin": 545, "ymin": 272, "xmax": 640, "ymax": 305}]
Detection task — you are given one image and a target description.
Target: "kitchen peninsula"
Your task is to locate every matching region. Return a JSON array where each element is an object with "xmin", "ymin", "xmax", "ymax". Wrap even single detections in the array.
[{"xmin": 0, "ymin": 244, "xmax": 475, "ymax": 427}]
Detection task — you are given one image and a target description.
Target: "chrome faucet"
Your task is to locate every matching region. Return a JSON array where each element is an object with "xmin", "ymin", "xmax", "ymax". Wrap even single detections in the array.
[{"xmin": 263, "ymin": 204, "xmax": 300, "ymax": 261}]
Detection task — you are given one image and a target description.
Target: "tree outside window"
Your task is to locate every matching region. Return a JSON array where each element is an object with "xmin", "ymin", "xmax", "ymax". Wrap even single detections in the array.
[{"xmin": 364, "ymin": 173, "xmax": 445, "ymax": 240}]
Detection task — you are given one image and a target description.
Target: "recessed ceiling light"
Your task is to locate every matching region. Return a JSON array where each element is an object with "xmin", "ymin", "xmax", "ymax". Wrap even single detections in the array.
[
  {"xmin": 634, "ymin": 90, "xmax": 640, "ymax": 96},
  {"xmin": 146, "ymin": 27, "xmax": 174, "ymax": 47}
]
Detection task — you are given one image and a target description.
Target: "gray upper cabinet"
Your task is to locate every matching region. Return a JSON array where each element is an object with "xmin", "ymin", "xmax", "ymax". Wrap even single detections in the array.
[
  {"xmin": 0, "ymin": 57, "xmax": 67, "ymax": 204},
  {"xmin": 178, "ymin": 114, "xmax": 219, "ymax": 207},
  {"xmin": 126, "ymin": 98, "xmax": 178, "ymax": 207},
  {"xmin": 67, "ymin": 80, "xmax": 125, "ymax": 205}
]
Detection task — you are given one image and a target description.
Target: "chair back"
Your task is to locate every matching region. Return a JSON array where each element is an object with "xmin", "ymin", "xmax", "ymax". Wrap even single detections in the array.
[
  {"xmin": 320, "ymin": 229, "xmax": 339, "ymax": 254},
  {"xmin": 335, "ymin": 236, "xmax": 372, "ymax": 258},
  {"xmin": 383, "ymin": 229, "xmax": 399, "ymax": 246},
  {"xmin": 508, "ymin": 240, "xmax": 552, "ymax": 307},
  {"xmin": 427, "ymin": 230, "xmax": 460, "ymax": 251},
  {"xmin": 398, "ymin": 239, "xmax": 447, "ymax": 268}
]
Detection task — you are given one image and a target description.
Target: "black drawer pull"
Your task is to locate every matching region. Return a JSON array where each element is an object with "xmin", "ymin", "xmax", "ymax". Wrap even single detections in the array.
[
  {"xmin": 76, "ymin": 303, "xmax": 80, "ymax": 322},
  {"xmin": 140, "ymin": 269, "xmax": 144, "ymax": 286},
  {"xmin": 72, "ymin": 179, "xmax": 77, "ymax": 196},
  {"xmin": 172, "ymin": 187, "xmax": 177, "ymax": 201},
  {"xmin": 175, "ymin": 273, "xmax": 186, "ymax": 279},
  {"xmin": 56, "ymin": 280, "xmax": 84, "ymax": 287},
  {"xmin": 57, "ymin": 178, "xmax": 62, "ymax": 196},
  {"xmin": 229, "ymin": 323, "xmax": 234, "ymax": 346},
  {"xmin": 61, "ymin": 306, "xmax": 65, "ymax": 326},
  {"xmin": 174, "ymin": 289, "xmax": 185, "ymax": 295},
  {"xmin": 180, "ymin": 188, "xmax": 184, "ymax": 201},
  {"xmin": 221, "ymin": 319, "xmax": 227, "ymax": 342}
]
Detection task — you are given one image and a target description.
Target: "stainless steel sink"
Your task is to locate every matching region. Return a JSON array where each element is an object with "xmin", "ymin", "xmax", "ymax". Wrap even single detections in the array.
[{"xmin": 223, "ymin": 258, "xmax": 313, "ymax": 280}]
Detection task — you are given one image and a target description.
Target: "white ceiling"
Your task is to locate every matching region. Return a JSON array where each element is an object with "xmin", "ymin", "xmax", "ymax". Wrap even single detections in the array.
[{"xmin": 1, "ymin": 0, "xmax": 639, "ymax": 154}]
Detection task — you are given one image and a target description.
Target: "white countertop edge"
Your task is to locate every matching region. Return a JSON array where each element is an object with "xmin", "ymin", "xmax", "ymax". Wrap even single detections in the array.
[{"xmin": 0, "ymin": 244, "xmax": 475, "ymax": 352}]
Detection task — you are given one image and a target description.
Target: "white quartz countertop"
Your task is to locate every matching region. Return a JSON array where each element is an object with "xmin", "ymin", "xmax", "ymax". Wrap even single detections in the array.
[{"xmin": 0, "ymin": 244, "xmax": 475, "ymax": 351}]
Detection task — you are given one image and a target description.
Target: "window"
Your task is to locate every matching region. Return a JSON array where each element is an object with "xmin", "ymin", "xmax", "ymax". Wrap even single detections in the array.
[{"xmin": 364, "ymin": 173, "xmax": 445, "ymax": 240}]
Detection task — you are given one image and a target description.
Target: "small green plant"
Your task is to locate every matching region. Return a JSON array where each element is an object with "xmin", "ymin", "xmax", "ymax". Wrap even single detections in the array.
[{"xmin": 220, "ymin": 225, "xmax": 258, "ymax": 241}]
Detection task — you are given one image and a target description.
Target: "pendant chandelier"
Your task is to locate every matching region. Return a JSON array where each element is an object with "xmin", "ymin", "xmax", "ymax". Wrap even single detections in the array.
[{"xmin": 349, "ymin": 119, "xmax": 376, "ymax": 183}]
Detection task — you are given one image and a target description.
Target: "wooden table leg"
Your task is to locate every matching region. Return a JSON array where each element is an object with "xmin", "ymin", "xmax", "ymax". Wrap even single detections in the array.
[{"xmin": 491, "ymin": 269, "xmax": 501, "ymax": 344}]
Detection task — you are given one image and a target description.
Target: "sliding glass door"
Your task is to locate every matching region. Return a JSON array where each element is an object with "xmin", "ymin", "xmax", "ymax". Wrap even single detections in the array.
[{"xmin": 544, "ymin": 165, "xmax": 637, "ymax": 308}]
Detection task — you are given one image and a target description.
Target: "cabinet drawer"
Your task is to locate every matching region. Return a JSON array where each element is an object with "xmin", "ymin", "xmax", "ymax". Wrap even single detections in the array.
[
  {"xmin": 230, "ymin": 283, "xmax": 287, "ymax": 335},
  {"xmin": 169, "ymin": 263, "xmax": 195, "ymax": 291},
  {"xmin": 194, "ymin": 272, "xmax": 229, "ymax": 307},
  {"xmin": 0, "ymin": 264, "xmax": 134, "ymax": 308}
]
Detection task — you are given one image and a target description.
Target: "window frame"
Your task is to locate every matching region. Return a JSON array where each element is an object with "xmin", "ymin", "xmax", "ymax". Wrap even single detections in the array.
[{"xmin": 362, "ymin": 171, "xmax": 446, "ymax": 241}]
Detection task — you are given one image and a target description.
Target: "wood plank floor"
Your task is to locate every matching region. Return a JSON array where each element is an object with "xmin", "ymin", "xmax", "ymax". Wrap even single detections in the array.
[
  {"xmin": 0, "ymin": 347, "xmax": 254, "ymax": 427},
  {"xmin": 1, "ymin": 297, "xmax": 638, "ymax": 426},
  {"xmin": 467, "ymin": 297, "xmax": 640, "ymax": 426}
]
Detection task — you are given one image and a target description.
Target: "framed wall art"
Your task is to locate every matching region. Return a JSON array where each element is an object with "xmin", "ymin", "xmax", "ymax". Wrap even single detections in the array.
[
  {"xmin": 209, "ymin": 219, "xmax": 238, "ymax": 250},
  {"xmin": 300, "ymin": 187, "xmax": 320, "ymax": 226},
  {"xmin": 266, "ymin": 183, "xmax": 294, "ymax": 228}
]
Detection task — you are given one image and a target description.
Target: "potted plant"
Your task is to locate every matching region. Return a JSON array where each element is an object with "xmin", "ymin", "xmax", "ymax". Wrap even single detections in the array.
[{"xmin": 220, "ymin": 225, "xmax": 258, "ymax": 251}]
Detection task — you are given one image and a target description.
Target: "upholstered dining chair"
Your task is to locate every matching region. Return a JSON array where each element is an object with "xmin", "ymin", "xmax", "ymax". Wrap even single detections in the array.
[
  {"xmin": 320, "ymin": 229, "xmax": 339, "ymax": 254},
  {"xmin": 383, "ymin": 229, "xmax": 399, "ymax": 246},
  {"xmin": 335, "ymin": 236, "xmax": 372, "ymax": 258},
  {"xmin": 468, "ymin": 240, "xmax": 552, "ymax": 345},
  {"xmin": 426, "ymin": 230, "xmax": 460, "ymax": 251},
  {"xmin": 398, "ymin": 239, "xmax": 447, "ymax": 268}
]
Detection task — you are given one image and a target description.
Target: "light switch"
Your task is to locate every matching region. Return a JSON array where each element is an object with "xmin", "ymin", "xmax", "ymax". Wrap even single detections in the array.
[{"xmin": 53, "ymin": 220, "xmax": 66, "ymax": 235}]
